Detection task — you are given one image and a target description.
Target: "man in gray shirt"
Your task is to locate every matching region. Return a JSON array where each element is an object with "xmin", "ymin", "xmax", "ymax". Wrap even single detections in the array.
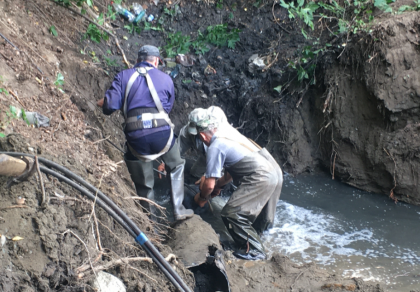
[{"xmin": 192, "ymin": 112, "xmax": 282, "ymax": 259}]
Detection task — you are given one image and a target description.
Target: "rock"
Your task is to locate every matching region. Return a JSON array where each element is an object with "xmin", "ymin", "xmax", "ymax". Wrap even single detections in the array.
[
  {"xmin": 0, "ymin": 154, "xmax": 27, "ymax": 176},
  {"xmin": 56, "ymin": 46, "xmax": 63, "ymax": 53},
  {"xmin": 93, "ymin": 271, "xmax": 126, "ymax": 292}
]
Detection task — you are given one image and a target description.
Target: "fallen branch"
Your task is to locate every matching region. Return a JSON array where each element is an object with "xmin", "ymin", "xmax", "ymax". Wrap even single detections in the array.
[
  {"xmin": 115, "ymin": 37, "xmax": 131, "ymax": 68},
  {"xmin": 35, "ymin": 156, "xmax": 47, "ymax": 207},
  {"xmin": 7, "ymin": 87, "xmax": 25, "ymax": 108}
]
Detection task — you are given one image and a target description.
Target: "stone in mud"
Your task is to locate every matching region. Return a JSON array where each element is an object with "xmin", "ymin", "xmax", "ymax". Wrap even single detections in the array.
[{"xmin": 93, "ymin": 271, "xmax": 126, "ymax": 292}]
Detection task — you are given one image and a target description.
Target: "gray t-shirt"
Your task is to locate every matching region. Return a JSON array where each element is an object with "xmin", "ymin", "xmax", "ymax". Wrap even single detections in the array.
[{"xmin": 205, "ymin": 131, "xmax": 253, "ymax": 178}]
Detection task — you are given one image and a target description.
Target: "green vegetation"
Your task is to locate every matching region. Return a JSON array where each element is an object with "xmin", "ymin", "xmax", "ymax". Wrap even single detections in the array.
[
  {"xmin": 54, "ymin": 72, "xmax": 65, "ymax": 90},
  {"xmin": 84, "ymin": 23, "xmax": 108, "ymax": 43},
  {"xmin": 280, "ymin": 0, "xmax": 319, "ymax": 33},
  {"xmin": 205, "ymin": 24, "xmax": 240, "ymax": 49},
  {"xmin": 163, "ymin": 24, "xmax": 239, "ymax": 57},
  {"xmin": 398, "ymin": 0, "xmax": 420, "ymax": 12},
  {"xmin": 104, "ymin": 56, "xmax": 118, "ymax": 67},
  {"xmin": 49, "ymin": 25, "xmax": 58, "ymax": 36},
  {"xmin": 165, "ymin": 32, "xmax": 192, "ymax": 58}
]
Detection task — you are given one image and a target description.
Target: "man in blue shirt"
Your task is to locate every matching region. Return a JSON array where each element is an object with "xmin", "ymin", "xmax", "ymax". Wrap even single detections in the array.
[{"xmin": 97, "ymin": 45, "xmax": 193, "ymax": 221}]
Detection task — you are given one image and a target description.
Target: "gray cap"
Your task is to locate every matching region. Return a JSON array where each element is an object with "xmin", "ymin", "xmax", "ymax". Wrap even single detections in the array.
[
  {"xmin": 207, "ymin": 106, "xmax": 227, "ymax": 125},
  {"xmin": 187, "ymin": 108, "xmax": 208, "ymax": 135},
  {"xmin": 138, "ymin": 45, "xmax": 160, "ymax": 59}
]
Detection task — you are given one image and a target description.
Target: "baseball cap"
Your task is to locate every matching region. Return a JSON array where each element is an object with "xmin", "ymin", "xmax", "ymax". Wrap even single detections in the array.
[
  {"xmin": 207, "ymin": 106, "xmax": 227, "ymax": 125},
  {"xmin": 138, "ymin": 45, "xmax": 160, "ymax": 58},
  {"xmin": 187, "ymin": 108, "xmax": 208, "ymax": 135}
]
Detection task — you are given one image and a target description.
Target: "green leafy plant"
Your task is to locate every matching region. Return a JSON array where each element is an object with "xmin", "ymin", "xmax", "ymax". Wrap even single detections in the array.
[
  {"xmin": 205, "ymin": 24, "xmax": 240, "ymax": 49},
  {"xmin": 216, "ymin": 0, "xmax": 223, "ymax": 10},
  {"xmin": 164, "ymin": 5, "xmax": 179, "ymax": 21},
  {"xmin": 398, "ymin": 0, "xmax": 420, "ymax": 12},
  {"xmin": 124, "ymin": 23, "xmax": 142, "ymax": 34},
  {"xmin": 89, "ymin": 51, "xmax": 100, "ymax": 63},
  {"xmin": 104, "ymin": 56, "xmax": 118, "ymax": 67},
  {"xmin": 165, "ymin": 32, "xmax": 192, "ymax": 57},
  {"xmin": 21, "ymin": 109, "xmax": 30, "ymax": 126},
  {"xmin": 280, "ymin": 0, "xmax": 319, "ymax": 36},
  {"xmin": 50, "ymin": 25, "xmax": 58, "ymax": 36},
  {"xmin": 84, "ymin": 23, "xmax": 109, "ymax": 43},
  {"xmin": 0, "ymin": 88, "xmax": 9, "ymax": 95},
  {"xmin": 107, "ymin": 5, "xmax": 117, "ymax": 21},
  {"xmin": 54, "ymin": 72, "xmax": 65, "ymax": 87}
]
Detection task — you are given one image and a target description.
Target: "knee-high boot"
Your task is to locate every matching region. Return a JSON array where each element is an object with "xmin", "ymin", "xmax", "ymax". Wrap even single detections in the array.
[
  {"xmin": 124, "ymin": 157, "xmax": 157, "ymax": 219},
  {"xmin": 170, "ymin": 162, "xmax": 194, "ymax": 221}
]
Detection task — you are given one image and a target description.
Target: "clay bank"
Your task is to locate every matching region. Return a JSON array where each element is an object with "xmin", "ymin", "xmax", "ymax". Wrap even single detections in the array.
[{"xmin": 1, "ymin": 0, "xmax": 420, "ymax": 291}]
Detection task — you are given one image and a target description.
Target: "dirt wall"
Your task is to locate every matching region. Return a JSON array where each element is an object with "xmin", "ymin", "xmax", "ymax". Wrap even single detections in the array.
[{"xmin": 311, "ymin": 11, "xmax": 420, "ymax": 204}]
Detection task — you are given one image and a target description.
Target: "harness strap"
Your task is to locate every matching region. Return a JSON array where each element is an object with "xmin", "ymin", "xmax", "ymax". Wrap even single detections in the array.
[
  {"xmin": 217, "ymin": 136, "xmax": 258, "ymax": 153},
  {"xmin": 123, "ymin": 66, "xmax": 174, "ymax": 161}
]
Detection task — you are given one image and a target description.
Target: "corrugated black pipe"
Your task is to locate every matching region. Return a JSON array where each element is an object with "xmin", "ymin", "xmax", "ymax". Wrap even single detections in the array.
[{"xmin": 2, "ymin": 152, "xmax": 192, "ymax": 292}]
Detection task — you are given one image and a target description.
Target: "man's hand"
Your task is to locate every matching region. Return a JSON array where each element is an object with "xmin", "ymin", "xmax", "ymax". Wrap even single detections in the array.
[
  {"xmin": 211, "ymin": 188, "xmax": 222, "ymax": 198},
  {"xmin": 157, "ymin": 162, "xmax": 166, "ymax": 179},
  {"xmin": 97, "ymin": 98, "xmax": 104, "ymax": 108},
  {"xmin": 194, "ymin": 192, "xmax": 208, "ymax": 208}
]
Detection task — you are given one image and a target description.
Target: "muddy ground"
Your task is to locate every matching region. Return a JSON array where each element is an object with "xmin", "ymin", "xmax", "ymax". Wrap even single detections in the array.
[{"xmin": 0, "ymin": 0, "xmax": 418, "ymax": 290}]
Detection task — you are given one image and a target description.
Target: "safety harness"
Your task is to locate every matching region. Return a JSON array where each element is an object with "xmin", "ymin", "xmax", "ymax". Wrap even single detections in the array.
[{"xmin": 123, "ymin": 66, "xmax": 174, "ymax": 162}]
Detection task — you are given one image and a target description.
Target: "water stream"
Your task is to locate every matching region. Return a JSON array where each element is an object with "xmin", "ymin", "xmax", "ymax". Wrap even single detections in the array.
[
  {"xmin": 155, "ymin": 169, "xmax": 420, "ymax": 291},
  {"xmin": 263, "ymin": 172, "xmax": 420, "ymax": 291}
]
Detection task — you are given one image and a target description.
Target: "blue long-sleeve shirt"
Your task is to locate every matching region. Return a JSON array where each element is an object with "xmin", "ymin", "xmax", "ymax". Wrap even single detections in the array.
[{"xmin": 103, "ymin": 62, "xmax": 175, "ymax": 153}]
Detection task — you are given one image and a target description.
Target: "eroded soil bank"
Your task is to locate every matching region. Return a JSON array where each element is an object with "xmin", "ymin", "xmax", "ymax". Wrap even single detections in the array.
[{"xmin": 0, "ymin": 0, "xmax": 416, "ymax": 290}]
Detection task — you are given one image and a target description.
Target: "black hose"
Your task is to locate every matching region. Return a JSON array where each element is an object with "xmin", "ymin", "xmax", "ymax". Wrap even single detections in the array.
[
  {"xmin": 3, "ymin": 152, "xmax": 143, "ymax": 235},
  {"xmin": 2, "ymin": 152, "xmax": 192, "ymax": 292},
  {"xmin": 40, "ymin": 166, "xmax": 185, "ymax": 292},
  {"xmin": 40, "ymin": 166, "xmax": 137, "ymax": 238}
]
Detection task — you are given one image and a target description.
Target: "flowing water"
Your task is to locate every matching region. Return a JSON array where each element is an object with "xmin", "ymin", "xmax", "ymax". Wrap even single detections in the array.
[
  {"xmin": 263, "ymin": 172, "xmax": 420, "ymax": 292},
  {"xmin": 155, "ymin": 169, "xmax": 420, "ymax": 291}
]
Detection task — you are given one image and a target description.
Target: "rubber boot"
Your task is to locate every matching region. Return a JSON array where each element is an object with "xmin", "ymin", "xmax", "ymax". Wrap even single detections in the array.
[
  {"xmin": 124, "ymin": 156, "xmax": 157, "ymax": 219},
  {"xmin": 170, "ymin": 162, "xmax": 194, "ymax": 221}
]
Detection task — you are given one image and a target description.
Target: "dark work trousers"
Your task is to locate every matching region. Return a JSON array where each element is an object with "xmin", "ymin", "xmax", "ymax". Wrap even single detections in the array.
[{"xmin": 221, "ymin": 149, "xmax": 279, "ymax": 254}]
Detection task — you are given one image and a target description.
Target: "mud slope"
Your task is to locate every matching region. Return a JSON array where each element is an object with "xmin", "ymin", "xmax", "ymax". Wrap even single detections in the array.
[{"xmin": 312, "ymin": 11, "xmax": 420, "ymax": 204}]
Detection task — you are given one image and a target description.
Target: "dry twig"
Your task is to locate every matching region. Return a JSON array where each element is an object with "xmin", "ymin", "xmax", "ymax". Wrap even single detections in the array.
[
  {"xmin": 7, "ymin": 87, "xmax": 25, "ymax": 107},
  {"xmin": 124, "ymin": 196, "xmax": 166, "ymax": 210},
  {"xmin": 77, "ymin": 256, "xmax": 153, "ymax": 278}
]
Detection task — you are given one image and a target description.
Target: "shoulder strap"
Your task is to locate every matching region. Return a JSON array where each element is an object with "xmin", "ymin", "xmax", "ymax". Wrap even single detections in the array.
[{"xmin": 217, "ymin": 136, "xmax": 258, "ymax": 153}]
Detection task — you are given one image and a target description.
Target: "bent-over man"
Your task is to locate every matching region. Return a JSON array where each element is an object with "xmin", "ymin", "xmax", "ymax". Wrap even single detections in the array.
[{"xmin": 192, "ymin": 111, "xmax": 283, "ymax": 259}]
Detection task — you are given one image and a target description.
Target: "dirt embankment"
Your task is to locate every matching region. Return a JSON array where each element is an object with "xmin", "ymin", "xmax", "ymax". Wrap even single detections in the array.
[{"xmin": 311, "ymin": 11, "xmax": 420, "ymax": 204}]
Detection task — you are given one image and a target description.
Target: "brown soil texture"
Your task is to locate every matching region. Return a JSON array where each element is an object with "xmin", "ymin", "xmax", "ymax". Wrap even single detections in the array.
[{"xmin": 0, "ymin": 0, "xmax": 414, "ymax": 290}]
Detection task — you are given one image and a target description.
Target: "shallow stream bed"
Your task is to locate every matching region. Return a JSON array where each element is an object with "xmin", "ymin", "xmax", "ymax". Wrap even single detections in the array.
[
  {"xmin": 155, "ymin": 168, "xmax": 420, "ymax": 291},
  {"xmin": 264, "ymin": 172, "xmax": 420, "ymax": 292}
]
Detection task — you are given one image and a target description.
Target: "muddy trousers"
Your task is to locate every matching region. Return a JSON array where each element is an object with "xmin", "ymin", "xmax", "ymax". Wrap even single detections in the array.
[
  {"xmin": 221, "ymin": 151, "xmax": 279, "ymax": 254},
  {"xmin": 124, "ymin": 139, "xmax": 192, "ymax": 220},
  {"xmin": 252, "ymin": 148, "xmax": 283, "ymax": 233}
]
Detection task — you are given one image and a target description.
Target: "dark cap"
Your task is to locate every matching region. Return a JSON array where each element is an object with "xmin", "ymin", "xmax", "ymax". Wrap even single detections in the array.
[{"xmin": 138, "ymin": 45, "xmax": 160, "ymax": 59}]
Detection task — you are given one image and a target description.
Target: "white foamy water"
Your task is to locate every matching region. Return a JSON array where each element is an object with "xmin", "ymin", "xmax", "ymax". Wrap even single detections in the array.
[{"xmin": 262, "ymin": 173, "xmax": 420, "ymax": 291}]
